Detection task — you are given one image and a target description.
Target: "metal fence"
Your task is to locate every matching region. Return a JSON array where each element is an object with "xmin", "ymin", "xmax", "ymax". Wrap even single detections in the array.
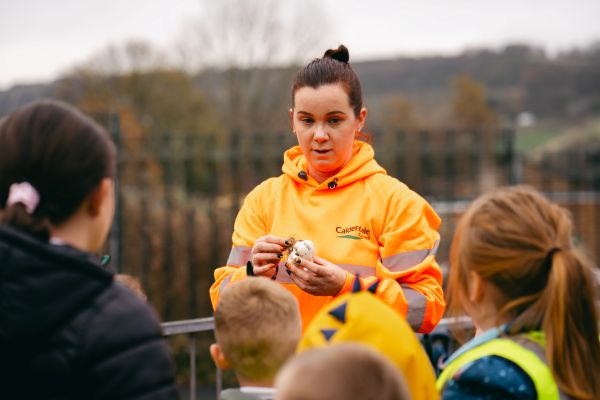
[{"xmin": 161, "ymin": 316, "xmax": 474, "ymax": 400}]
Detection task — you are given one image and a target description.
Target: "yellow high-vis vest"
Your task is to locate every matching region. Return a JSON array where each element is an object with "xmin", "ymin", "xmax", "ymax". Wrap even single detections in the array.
[{"xmin": 437, "ymin": 331, "xmax": 560, "ymax": 400}]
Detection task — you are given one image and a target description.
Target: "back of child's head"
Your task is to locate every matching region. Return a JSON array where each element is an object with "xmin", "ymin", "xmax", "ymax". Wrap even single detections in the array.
[
  {"xmin": 447, "ymin": 185, "xmax": 600, "ymax": 399},
  {"xmin": 298, "ymin": 281, "xmax": 438, "ymax": 400},
  {"xmin": 0, "ymin": 99, "xmax": 116, "ymax": 240},
  {"xmin": 214, "ymin": 277, "xmax": 301, "ymax": 382},
  {"xmin": 275, "ymin": 343, "xmax": 411, "ymax": 400}
]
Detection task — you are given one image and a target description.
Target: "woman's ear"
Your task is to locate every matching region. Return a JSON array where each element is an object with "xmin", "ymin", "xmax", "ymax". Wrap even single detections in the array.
[
  {"xmin": 87, "ymin": 178, "xmax": 112, "ymax": 217},
  {"xmin": 289, "ymin": 108, "xmax": 295, "ymax": 134},
  {"xmin": 357, "ymin": 107, "xmax": 368, "ymax": 131},
  {"xmin": 209, "ymin": 343, "xmax": 231, "ymax": 370}
]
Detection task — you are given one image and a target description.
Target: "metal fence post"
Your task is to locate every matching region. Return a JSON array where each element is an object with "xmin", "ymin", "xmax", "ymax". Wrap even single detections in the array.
[
  {"xmin": 189, "ymin": 333, "xmax": 197, "ymax": 400},
  {"xmin": 108, "ymin": 113, "xmax": 122, "ymax": 272}
]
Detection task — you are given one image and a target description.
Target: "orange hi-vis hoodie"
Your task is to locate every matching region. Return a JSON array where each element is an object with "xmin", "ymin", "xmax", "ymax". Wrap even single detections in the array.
[{"xmin": 210, "ymin": 141, "xmax": 445, "ymax": 332}]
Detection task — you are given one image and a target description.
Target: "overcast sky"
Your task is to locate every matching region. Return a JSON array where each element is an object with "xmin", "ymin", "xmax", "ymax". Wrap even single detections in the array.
[{"xmin": 1, "ymin": 0, "xmax": 600, "ymax": 90}]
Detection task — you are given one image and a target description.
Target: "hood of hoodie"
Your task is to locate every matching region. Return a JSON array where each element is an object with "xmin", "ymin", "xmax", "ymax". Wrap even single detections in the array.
[
  {"xmin": 0, "ymin": 224, "xmax": 112, "ymax": 343},
  {"xmin": 282, "ymin": 140, "xmax": 386, "ymax": 190}
]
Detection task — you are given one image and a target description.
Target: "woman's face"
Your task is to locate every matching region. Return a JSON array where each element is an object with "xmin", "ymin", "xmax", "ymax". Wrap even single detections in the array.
[{"xmin": 290, "ymin": 84, "xmax": 366, "ymax": 183}]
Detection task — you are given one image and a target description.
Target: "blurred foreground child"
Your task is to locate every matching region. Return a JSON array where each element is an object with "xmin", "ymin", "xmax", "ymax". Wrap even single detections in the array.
[
  {"xmin": 275, "ymin": 342, "xmax": 411, "ymax": 400},
  {"xmin": 0, "ymin": 100, "xmax": 177, "ymax": 399},
  {"xmin": 297, "ymin": 277, "xmax": 438, "ymax": 400},
  {"xmin": 211, "ymin": 278, "xmax": 302, "ymax": 400},
  {"xmin": 438, "ymin": 186, "xmax": 600, "ymax": 400}
]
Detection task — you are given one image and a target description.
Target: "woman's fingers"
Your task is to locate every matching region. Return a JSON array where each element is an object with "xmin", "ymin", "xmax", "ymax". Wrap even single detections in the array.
[
  {"xmin": 287, "ymin": 259, "xmax": 317, "ymax": 283},
  {"xmin": 288, "ymin": 257, "xmax": 346, "ymax": 296},
  {"xmin": 253, "ymin": 252, "xmax": 283, "ymax": 266},
  {"xmin": 253, "ymin": 263, "xmax": 277, "ymax": 276},
  {"xmin": 253, "ymin": 241, "xmax": 285, "ymax": 255},
  {"xmin": 254, "ymin": 235, "xmax": 288, "ymax": 248}
]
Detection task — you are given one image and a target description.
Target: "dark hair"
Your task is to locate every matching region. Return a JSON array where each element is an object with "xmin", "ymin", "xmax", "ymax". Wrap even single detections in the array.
[
  {"xmin": 0, "ymin": 99, "xmax": 116, "ymax": 239},
  {"xmin": 292, "ymin": 45, "xmax": 363, "ymax": 117}
]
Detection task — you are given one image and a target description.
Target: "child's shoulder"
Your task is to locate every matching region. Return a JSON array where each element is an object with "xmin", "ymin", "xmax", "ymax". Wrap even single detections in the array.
[{"xmin": 442, "ymin": 355, "xmax": 536, "ymax": 400}]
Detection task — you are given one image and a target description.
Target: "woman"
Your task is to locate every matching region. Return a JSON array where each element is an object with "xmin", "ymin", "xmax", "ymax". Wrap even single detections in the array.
[
  {"xmin": 210, "ymin": 45, "xmax": 445, "ymax": 332},
  {"xmin": 0, "ymin": 100, "xmax": 177, "ymax": 399},
  {"xmin": 437, "ymin": 186, "xmax": 600, "ymax": 399}
]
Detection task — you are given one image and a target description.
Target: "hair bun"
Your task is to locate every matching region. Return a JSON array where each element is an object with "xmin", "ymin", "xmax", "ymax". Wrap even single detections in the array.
[{"xmin": 323, "ymin": 45, "xmax": 350, "ymax": 63}]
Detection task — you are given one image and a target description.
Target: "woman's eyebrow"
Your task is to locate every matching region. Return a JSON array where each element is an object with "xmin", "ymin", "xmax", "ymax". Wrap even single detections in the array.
[{"xmin": 296, "ymin": 110, "xmax": 347, "ymax": 116}]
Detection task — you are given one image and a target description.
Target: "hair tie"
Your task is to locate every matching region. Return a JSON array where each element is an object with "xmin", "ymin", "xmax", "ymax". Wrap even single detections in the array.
[
  {"xmin": 543, "ymin": 247, "xmax": 561, "ymax": 270},
  {"xmin": 6, "ymin": 182, "xmax": 40, "ymax": 214}
]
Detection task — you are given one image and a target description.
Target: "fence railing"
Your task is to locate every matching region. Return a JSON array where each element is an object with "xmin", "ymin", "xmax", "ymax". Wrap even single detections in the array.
[
  {"xmin": 162, "ymin": 317, "xmax": 216, "ymax": 400},
  {"xmin": 160, "ymin": 316, "xmax": 473, "ymax": 400}
]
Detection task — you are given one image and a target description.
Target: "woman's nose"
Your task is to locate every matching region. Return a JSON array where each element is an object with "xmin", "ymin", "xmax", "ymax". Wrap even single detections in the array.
[{"xmin": 314, "ymin": 128, "xmax": 328, "ymax": 142}]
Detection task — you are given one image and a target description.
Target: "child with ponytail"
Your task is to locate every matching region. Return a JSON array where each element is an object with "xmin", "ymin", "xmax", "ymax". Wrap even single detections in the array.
[
  {"xmin": 437, "ymin": 185, "xmax": 600, "ymax": 400},
  {"xmin": 0, "ymin": 100, "xmax": 177, "ymax": 399}
]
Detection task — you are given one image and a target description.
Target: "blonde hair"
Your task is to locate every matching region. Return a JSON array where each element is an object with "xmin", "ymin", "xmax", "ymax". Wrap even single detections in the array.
[
  {"xmin": 214, "ymin": 278, "xmax": 301, "ymax": 381},
  {"xmin": 275, "ymin": 343, "xmax": 410, "ymax": 400},
  {"xmin": 447, "ymin": 185, "xmax": 600, "ymax": 400}
]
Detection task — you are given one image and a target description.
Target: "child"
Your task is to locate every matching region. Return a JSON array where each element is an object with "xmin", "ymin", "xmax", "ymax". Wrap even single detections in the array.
[
  {"xmin": 275, "ymin": 342, "xmax": 411, "ymax": 400},
  {"xmin": 211, "ymin": 277, "xmax": 302, "ymax": 400},
  {"xmin": 0, "ymin": 100, "xmax": 177, "ymax": 399},
  {"xmin": 438, "ymin": 186, "xmax": 600, "ymax": 399},
  {"xmin": 297, "ymin": 277, "xmax": 439, "ymax": 400}
]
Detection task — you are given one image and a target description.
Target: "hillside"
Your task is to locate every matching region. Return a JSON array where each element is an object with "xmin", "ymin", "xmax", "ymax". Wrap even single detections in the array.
[{"xmin": 2, "ymin": 43, "xmax": 599, "ymax": 125}]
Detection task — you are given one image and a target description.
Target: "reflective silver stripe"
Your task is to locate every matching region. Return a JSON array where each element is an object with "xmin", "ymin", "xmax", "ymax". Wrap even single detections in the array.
[
  {"xmin": 402, "ymin": 284, "xmax": 427, "ymax": 331},
  {"xmin": 338, "ymin": 264, "xmax": 376, "ymax": 277},
  {"xmin": 219, "ymin": 274, "xmax": 233, "ymax": 294},
  {"xmin": 226, "ymin": 246, "xmax": 251, "ymax": 266},
  {"xmin": 381, "ymin": 240, "xmax": 440, "ymax": 272}
]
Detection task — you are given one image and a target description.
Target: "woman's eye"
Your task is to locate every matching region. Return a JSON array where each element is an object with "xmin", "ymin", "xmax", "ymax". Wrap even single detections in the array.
[
  {"xmin": 329, "ymin": 117, "xmax": 342, "ymax": 124},
  {"xmin": 301, "ymin": 118, "xmax": 314, "ymax": 124}
]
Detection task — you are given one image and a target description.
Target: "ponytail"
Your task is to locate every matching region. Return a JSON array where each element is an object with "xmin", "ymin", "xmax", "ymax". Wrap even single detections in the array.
[
  {"xmin": 0, "ymin": 203, "xmax": 51, "ymax": 240},
  {"xmin": 542, "ymin": 248, "xmax": 600, "ymax": 400},
  {"xmin": 1, "ymin": 181, "xmax": 50, "ymax": 239}
]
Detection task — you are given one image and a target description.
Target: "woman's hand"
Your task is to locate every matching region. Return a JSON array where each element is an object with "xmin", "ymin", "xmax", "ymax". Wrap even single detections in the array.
[
  {"xmin": 250, "ymin": 235, "xmax": 287, "ymax": 278},
  {"xmin": 287, "ymin": 256, "xmax": 347, "ymax": 296}
]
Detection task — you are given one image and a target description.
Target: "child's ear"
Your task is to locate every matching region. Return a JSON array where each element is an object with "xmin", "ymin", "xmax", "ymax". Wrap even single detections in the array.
[
  {"xmin": 209, "ymin": 343, "xmax": 231, "ymax": 370},
  {"xmin": 87, "ymin": 178, "xmax": 112, "ymax": 217},
  {"xmin": 468, "ymin": 271, "xmax": 486, "ymax": 303}
]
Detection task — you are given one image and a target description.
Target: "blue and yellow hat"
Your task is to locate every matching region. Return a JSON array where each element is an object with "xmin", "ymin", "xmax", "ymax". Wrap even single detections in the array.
[{"xmin": 298, "ymin": 277, "xmax": 439, "ymax": 400}]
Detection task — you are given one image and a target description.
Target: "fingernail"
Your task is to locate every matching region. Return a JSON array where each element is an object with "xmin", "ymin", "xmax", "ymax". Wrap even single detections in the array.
[{"xmin": 277, "ymin": 253, "xmax": 283, "ymax": 258}]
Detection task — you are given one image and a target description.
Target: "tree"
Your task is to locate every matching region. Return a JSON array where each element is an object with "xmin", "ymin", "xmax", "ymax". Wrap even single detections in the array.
[
  {"xmin": 380, "ymin": 95, "xmax": 421, "ymax": 132},
  {"xmin": 57, "ymin": 40, "xmax": 215, "ymax": 138},
  {"xmin": 449, "ymin": 74, "xmax": 499, "ymax": 193},
  {"xmin": 55, "ymin": 40, "xmax": 217, "ymax": 193},
  {"xmin": 174, "ymin": 0, "xmax": 332, "ymax": 134},
  {"xmin": 450, "ymin": 74, "xmax": 497, "ymax": 130}
]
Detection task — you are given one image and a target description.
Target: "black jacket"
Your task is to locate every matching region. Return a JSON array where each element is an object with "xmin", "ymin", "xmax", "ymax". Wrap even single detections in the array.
[{"xmin": 0, "ymin": 224, "xmax": 178, "ymax": 399}]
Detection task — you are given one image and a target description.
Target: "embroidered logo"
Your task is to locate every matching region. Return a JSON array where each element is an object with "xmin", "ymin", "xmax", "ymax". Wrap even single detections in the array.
[{"xmin": 336, "ymin": 225, "xmax": 371, "ymax": 240}]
